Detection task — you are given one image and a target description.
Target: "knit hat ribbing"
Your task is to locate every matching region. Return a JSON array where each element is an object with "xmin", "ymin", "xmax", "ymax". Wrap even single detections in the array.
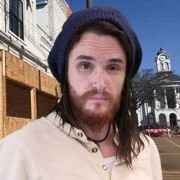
[{"xmin": 48, "ymin": 7, "xmax": 142, "ymax": 82}]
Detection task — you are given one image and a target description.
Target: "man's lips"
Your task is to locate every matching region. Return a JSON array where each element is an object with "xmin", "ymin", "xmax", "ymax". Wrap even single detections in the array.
[{"xmin": 89, "ymin": 95, "xmax": 107, "ymax": 102}]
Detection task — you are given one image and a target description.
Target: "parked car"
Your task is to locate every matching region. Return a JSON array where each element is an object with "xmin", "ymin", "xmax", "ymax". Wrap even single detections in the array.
[{"xmin": 139, "ymin": 124, "xmax": 164, "ymax": 137}]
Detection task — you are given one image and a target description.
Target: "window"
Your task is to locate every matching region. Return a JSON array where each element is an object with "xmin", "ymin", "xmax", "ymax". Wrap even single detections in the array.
[
  {"xmin": 166, "ymin": 89, "xmax": 176, "ymax": 108},
  {"xmin": 36, "ymin": 0, "xmax": 48, "ymax": 5},
  {"xmin": 9, "ymin": 0, "xmax": 24, "ymax": 40},
  {"xmin": 156, "ymin": 88, "xmax": 166, "ymax": 109},
  {"xmin": 164, "ymin": 62, "xmax": 169, "ymax": 70},
  {"xmin": 160, "ymin": 63, "xmax": 163, "ymax": 70}
]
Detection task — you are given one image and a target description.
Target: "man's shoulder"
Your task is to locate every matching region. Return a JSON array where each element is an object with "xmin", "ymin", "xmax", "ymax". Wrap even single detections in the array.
[{"xmin": 139, "ymin": 133, "xmax": 159, "ymax": 153}]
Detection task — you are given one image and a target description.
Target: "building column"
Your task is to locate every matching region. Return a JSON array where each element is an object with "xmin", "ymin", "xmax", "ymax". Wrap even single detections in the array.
[
  {"xmin": 0, "ymin": 50, "xmax": 6, "ymax": 139},
  {"xmin": 164, "ymin": 89, "xmax": 168, "ymax": 108},
  {"xmin": 31, "ymin": 88, "xmax": 37, "ymax": 119},
  {"xmin": 176, "ymin": 86, "xmax": 180, "ymax": 108},
  {"xmin": 153, "ymin": 89, "xmax": 158, "ymax": 109},
  {"xmin": 174, "ymin": 87, "xmax": 179, "ymax": 108}
]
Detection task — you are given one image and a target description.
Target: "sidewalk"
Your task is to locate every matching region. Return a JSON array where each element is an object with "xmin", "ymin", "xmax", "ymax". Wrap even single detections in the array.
[{"xmin": 163, "ymin": 171, "xmax": 180, "ymax": 180}]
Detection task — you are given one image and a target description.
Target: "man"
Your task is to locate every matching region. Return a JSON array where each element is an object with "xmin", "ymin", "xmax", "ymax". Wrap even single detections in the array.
[{"xmin": 0, "ymin": 7, "xmax": 162, "ymax": 180}]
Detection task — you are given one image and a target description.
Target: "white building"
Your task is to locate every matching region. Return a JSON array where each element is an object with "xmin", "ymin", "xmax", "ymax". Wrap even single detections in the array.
[
  {"xmin": 0, "ymin": 0, "xmax": 71, "ymax": 74},
  {"xmin": 138, "ymin": 48, "xmax": 180, "ymax": 128},
  {"xmin": 0, "ymin": 0, "xmax": 71, "ymax": 137},
  {"xmin": 36, "ymin": 0, "xmax": 71, "ymax": 42}
]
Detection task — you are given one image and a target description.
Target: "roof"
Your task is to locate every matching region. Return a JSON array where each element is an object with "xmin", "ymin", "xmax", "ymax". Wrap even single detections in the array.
[{"xmin": 154, "ymin": 71, "xmax": 180, "ymax": 86}]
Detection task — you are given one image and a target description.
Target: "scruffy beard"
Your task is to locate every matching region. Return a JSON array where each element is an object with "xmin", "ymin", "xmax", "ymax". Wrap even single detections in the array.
[{"xmin": 69, "ymin": 87, "xmax": 120, "ymax": 132}]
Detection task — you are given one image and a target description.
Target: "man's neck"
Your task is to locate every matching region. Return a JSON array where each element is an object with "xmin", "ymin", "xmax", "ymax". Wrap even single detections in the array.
[
  {"xmin": 82, "ymin": 122, "xmax": 118, "ymax": 158},
  {"xmin": 81, "ymin": 122, "xmax": 111, "ymax": 140}
]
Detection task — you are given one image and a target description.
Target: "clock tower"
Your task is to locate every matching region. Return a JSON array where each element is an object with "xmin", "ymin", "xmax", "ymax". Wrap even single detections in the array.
[{"xmin": 155, "ymin": 48, "xmax": 171, "ymax": 73}]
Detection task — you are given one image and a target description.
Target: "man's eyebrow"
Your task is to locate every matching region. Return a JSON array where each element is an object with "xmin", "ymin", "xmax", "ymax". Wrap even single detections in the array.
[
  {"xmin": 75, "ymin": 55, "xmax": 94, "ymax": 61},
  {"xmin": 109, "ymin": 58, "xmax": 125, "ymax": 63}
]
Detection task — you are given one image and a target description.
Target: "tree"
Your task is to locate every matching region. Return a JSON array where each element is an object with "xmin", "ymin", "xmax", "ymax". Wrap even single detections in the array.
[{"xmin": 132, "ymin": 69, "xmax": 167, "ymax": 109}]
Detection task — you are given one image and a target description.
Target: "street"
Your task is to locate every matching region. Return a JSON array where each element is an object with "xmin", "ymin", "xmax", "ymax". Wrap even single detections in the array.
[{"xmin": 152, "ymin": 134, "xmax": 180, "ymax": 180}]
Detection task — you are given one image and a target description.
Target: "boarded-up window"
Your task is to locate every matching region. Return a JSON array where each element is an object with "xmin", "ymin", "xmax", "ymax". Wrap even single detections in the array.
[
  {"xmin": 37, "ymin": 91, "xmax": 58, "ymax": 118},
  {"xmin": 6, "ymin": 80, "xmax": 31, "ymax": 118}
]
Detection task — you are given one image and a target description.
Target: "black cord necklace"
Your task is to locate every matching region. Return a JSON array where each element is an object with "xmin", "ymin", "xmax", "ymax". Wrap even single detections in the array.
[{"xmin": 87, "ymin": 123, "xmax": 111, "ymax": 144}]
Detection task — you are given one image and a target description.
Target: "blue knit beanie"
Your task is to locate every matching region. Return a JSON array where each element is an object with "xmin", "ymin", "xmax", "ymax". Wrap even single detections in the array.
[{"xmin": 48, "ymin": 7, "xmax": 142, "ymax": 83}]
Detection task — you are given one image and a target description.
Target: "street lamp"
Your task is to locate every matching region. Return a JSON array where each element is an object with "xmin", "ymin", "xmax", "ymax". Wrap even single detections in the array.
[{"xmin": 86, "ymin": 0, "xmax": 93, "ymax": 8}]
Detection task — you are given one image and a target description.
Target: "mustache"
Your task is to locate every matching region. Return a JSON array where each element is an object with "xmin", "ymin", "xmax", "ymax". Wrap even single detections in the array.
[{"xmin": 80, "ymin": 89, "xmax": 115, "ymax": 101}]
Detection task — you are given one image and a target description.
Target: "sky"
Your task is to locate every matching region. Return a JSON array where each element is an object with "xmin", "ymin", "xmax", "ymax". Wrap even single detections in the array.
[{"xmin": 66, "ymin": 0, "xmax": 180, "ymax": 75}]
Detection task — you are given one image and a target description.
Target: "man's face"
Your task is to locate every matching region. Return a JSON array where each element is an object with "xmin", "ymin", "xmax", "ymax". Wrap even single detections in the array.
[{"xmin": 67, "ymin": 32, "xmax": 127, "ymax": 131}]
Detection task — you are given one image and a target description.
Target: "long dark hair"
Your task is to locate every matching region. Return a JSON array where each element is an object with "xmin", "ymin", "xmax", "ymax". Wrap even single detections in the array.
[{"xmin": 53, "ymin": 20, "xmax": 144, "ymax": 167}]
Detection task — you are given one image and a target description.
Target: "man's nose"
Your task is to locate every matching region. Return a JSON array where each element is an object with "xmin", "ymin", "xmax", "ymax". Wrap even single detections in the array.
[{"xmin": 92, "ymin": 69, "xmax": 107, "ymax": 91}]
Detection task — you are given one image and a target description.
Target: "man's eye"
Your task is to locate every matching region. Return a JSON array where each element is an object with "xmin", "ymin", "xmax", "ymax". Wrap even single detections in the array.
[
  {"xmin": 80, "ymin": 64, "xmax": 91, "ymax": 69},
  {"xmin": 107, "ymin": 66, "xmax": 120, "ymax": 71}
]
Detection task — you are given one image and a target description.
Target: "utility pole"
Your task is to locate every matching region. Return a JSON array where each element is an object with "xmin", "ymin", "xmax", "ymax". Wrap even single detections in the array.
[{"xmin": 86, "ymin": 0, "xmax": 93, "ymax": 8}]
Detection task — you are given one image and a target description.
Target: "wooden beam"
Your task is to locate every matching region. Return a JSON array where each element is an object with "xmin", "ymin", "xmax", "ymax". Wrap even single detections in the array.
[
  {"xmin": 0, "ymin": 50, "xmax": 6, "ymax": 139},
  {"xmin": 31, "ymin": 88, "xmax": 37, "ymax": 119}
]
